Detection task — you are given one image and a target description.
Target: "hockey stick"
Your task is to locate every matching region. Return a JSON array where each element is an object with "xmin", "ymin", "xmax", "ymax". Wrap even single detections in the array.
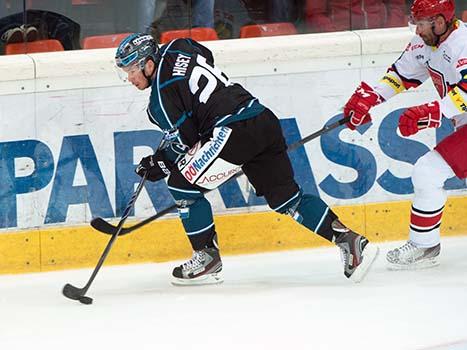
[
  {"xmin": 92, "ymin": 116, "xmax": 351, "ymax": 236},
  {"xmin": 62, "ymin": 172, "xmax": 148, "ymax": 304}
]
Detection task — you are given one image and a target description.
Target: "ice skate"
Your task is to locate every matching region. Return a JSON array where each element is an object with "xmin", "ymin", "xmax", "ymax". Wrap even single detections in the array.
[
  {"xmin": 386, "ymin": 241, "xmax": 440, "ymax": 270},
  {"xmin": 333, "ymin": 222, "xmax": 379, "ymax": 283},
  {"xmin": 172, "ymin": 247, "xmax": 223, "ymax": 286}
]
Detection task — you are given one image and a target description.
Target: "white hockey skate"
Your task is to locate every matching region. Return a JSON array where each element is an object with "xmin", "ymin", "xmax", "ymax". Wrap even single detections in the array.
[
  {"xmin": 335, "ymin": 230, "xmax": 379, "ymax": 283},
  {"xmin": 171, "ymin": 248, "xmax": 223, "ymax": 286},
  {"xmin": 386, "ymin": 241, "xmax": 440, "ymax": 270}
]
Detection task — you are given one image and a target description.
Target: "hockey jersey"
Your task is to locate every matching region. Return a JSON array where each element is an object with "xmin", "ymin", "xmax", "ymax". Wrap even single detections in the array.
[
  {"xmin": 146, "ymin": 38, "xmax": 264, "ymax": 162},
  {"xmin": 374, "ymin": 20, "xmax": 467, "ymax": 127}
]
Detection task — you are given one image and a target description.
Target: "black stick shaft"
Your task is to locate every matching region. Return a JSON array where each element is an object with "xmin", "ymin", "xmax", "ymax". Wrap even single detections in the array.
[
  {"xmin": 287, "ymin": 117, "xmax": 349, "ymax": 152},
  {"xmin": 79, "ymin": 173, "xmax": 148, "ymax": 295}
]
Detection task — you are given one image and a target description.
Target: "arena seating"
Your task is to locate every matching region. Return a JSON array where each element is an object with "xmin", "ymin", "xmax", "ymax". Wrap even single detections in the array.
[
  {"xmin": 160, "ymin": 27, "xmax": 219, "ymax": 44},
  {"xmin": 82, "ymin": 33, "xmax": 132, "ymax": 49},
  {"xmin": 239, "ymin": 22, "xmax": 297, "ymax": 38},
  {"xmin": 5, "ymin": 39, "xmax": 64, "ymax": 55}
]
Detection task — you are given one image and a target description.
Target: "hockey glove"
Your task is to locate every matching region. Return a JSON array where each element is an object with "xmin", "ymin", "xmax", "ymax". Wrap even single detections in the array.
[
  {"xmin": 398, "ymin": 101, "xmax": 441, "ymax": 137},
  {"xmin": 344, "ymin": 81, "xmax": 383, "ymax": 130},
  {"xmin": 136, "ymin": 151, "xmax": 173, "ymax": 182}
]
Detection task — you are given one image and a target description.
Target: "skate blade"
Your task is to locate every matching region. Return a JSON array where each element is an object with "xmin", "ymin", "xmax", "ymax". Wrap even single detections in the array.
[
  {"xmin": 349, "ymin": 244, "xmax": 379, "ymax": 283},
  {"xmin": 171, "ymin": 272, "xmax": 224, "ymax": 286},
  {"xmin": 387, "ymin": 257, "xmax": 440, "ymax": 271}
]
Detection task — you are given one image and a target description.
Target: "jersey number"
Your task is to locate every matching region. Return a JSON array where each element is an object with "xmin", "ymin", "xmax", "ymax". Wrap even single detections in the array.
[{"xmin": 189, "ymin": 55, "xmax": 230, "ymax": 103}]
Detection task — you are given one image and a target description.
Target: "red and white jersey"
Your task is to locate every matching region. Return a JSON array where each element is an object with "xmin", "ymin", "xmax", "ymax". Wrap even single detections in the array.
[{"xmin": 375, "ymin": 20, "xmax": 467, "ymax": 127}]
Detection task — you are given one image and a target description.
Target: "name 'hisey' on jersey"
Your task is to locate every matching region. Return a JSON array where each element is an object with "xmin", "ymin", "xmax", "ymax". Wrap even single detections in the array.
[{"xmin": 146, "ymin": 38, "xmax": 263, "ymax": 163}]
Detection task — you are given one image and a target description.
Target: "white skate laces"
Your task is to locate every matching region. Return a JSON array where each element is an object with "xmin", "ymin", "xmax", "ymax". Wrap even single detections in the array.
[
  {"xmin": 395, "ymin": 241, "xmax": 417, "ymax": 257},
  {"xmin": 181, "ymin": 251, "xmax": 206, "ymax": 271}
]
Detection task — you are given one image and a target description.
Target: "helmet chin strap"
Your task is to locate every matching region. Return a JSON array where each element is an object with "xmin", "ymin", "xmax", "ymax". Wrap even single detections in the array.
[
  {"xmin": 431, "ymin": 24, "xmax": 441, "ymax": 46},
  {"xmin": 431, "ymin": 19, "xmax": 450, "ymax": 46},
  {"xmin": 142, "ymin": 58, "xmax": 156, "ymax": 87}
]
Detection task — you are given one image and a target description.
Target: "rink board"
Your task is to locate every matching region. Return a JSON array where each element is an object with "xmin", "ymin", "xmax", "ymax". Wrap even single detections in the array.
[
  {"xmin": 1, "ymin": 196, "xmax": 467, "ymax": 274},
  {"xmin": 1, "ymin": 28, "xmax": 467, "ymax": 274}
]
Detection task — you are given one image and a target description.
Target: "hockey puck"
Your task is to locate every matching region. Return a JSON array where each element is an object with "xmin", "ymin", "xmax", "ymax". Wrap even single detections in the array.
[{"xmin": 79, "ymin": 296, "xmax": 93, "ymax": 305}]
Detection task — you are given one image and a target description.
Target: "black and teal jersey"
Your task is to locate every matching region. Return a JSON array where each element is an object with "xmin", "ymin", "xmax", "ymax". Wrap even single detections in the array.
[{"xmin": 146, "ymin": 38, "xmax": 264, "ymax": 162}]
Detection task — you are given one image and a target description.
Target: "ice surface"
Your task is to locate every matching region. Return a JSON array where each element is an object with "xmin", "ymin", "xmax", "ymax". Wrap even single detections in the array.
[{"xmin": 1, "ymin": 237, "xmax": 466, "ymax": 350}]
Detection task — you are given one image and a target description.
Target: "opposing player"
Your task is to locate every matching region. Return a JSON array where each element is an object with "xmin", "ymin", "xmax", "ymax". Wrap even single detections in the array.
[
  {"xmin": 343, "ymin": 0, "xmax": 466, "ymax": 269},
  {"xmin": 115, "ymin": 33, "xmax": 379, "ymax": 285}
]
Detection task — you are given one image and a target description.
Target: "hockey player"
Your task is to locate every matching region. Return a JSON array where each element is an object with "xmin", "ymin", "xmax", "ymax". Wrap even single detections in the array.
[
  {"xmin": 343, "ymin": 0, "xmax": 467, "ymax": 269},
  {"xmin": 115, "ymin": 33, "xmax": 379, "ymax": 285}
]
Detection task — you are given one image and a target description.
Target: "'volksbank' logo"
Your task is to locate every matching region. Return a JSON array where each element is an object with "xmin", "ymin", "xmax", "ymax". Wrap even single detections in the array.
[{"xmin": 182, "ymin": 126, "xmax": 232, "ymax": 183}]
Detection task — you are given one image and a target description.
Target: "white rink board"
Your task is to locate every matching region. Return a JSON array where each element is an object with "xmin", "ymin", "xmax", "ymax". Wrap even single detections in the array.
[{"xmin": 0, "ymin": 28, "xmax": 465, "ymax": 231}]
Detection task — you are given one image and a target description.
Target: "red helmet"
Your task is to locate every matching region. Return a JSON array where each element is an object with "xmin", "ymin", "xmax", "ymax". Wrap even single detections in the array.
[{"xmin": 410, "ymin": 0, "xmax": 455, "ymax": 22}]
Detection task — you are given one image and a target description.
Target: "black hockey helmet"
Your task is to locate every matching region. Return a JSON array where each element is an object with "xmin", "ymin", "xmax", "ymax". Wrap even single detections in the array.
[{"xmin": 115, "ymin": 33, "xmax": 160, "ymax": 71}]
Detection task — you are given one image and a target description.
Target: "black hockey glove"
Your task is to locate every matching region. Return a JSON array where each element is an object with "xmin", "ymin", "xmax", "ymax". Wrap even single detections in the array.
[{"xmin": 135, "ymin": 151, "xmax": 173, "ymax": 182}]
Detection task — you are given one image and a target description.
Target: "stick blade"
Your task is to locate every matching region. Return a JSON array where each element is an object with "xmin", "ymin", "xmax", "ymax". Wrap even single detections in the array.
[
  {"xmin": 90, "ymin": 217, "xmax": 119, "ymax": 235},
  {"xmin": 62, "ymin": 283, "xmax": 85, "ymax": 301}
]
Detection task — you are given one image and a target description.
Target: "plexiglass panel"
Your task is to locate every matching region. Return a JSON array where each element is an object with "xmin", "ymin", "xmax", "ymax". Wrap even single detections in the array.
[{"xmin": 1, "ymin": 0, "xmax": 465, "ymax": 55}]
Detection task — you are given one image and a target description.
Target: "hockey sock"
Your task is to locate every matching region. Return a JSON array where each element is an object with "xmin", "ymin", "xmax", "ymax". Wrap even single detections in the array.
[
  {"xmin": 169, "ymin": 186, "xmax": 218, "ymax": 251},
  {"xmin": 179, "ymin": 197, "xmax": 217, "ymax": 251},
  {"xmin": 288, "ymin": 194, "xmax": 338, "ymax": 242},
  {"xmin": 409, "ymin": 205, "xmax": 444, "ymax": 247}
]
